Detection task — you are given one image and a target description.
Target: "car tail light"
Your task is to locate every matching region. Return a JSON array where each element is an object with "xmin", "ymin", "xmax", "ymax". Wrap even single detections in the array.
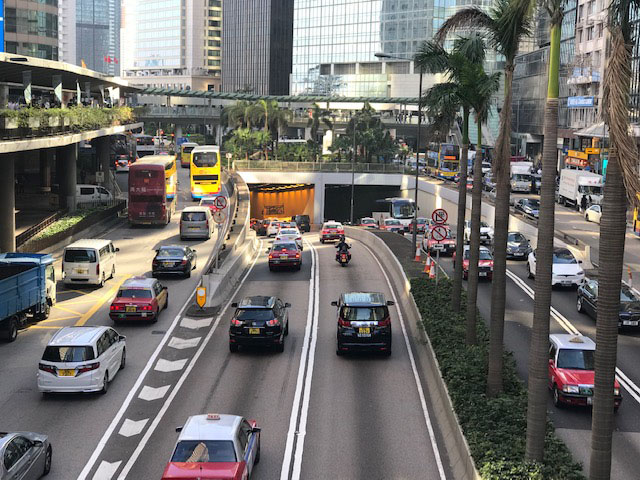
[
  {"xmin": 152, "ymin": 259, "xmax": 158, "ymax": 266},
  {"xmin": 38, "ymin": 363, "xmax": 56, "ymax": 374},
  {"xmin": 268, "ymin": 254, "xmax": 274, "ymax": 259},
  {"xmin": 295, "ymin": 253, "xmax": 300, "ymax": 258},
  {"xmin": 378, "ymin": 317, "xmax": 391, "ymax": 327},
  {"xmin": 231, "ymin": 318, "xmax": 242, "ymax": 326},
  {"xmin": 322, "ymin": 230, "xmax": 328, "ymax": 234},
  {"xmin": 266, "ymin": 319, "xmax": 279, "ymax": 327},
  {"xmin": 77, "ymin": 362, "xmax": 100, "ymax": 375},
  {"xmin": 206, "ymin": 219, "xmax": 210, "ymax": 229},
  {"xmin": 141, "ymin": 305, "xmax": 153, "ymax": 311},
  {"xmin": 110, "ymin": 304, "xmax": 124, "ymax": 311},
  {"xmin": 338, "ymin": 317, "xmax": 351, "ymax": 327},
  {"xmin": 96, "ymin": 263, "xmax": 100, "ymax": 275},
  {"xmin": 181, "ymin": 258, "xmax": 188, "ymax": 265},
  {"xmin": 338, "ymin": 229, "xmax": 344, "ymax": 235}
]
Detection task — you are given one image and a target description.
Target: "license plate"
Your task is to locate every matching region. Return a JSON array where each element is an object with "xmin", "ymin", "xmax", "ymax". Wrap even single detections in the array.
[
  {"xmin": 126, "ymin": 306, "xmax": 136, "ymax": 312},
  {"xmin": 358, "ymin": 327, "xmax": 371, "ymax": 335},
  {"xmin": 76, "ymin": 269, "xmax": 87, "ymax": 274},
  {"xmin": 189, "ymin": 226, "xmax": 199, "ymax": 230},
  {"xmin": 562, "ymin": 281, "xmax": 572, "ymax": 286},
  {"xmin": 587, "ymin": 397, "xmax": 593, "ymax": 405},
  {"xmin": 479, "ymin": 272, "xmax": 487, "ymax": 277},
  {"xmin": 515, "ymin": 252, "xmax": 523, "ymax": 256},
  {"xmin": 249, "ymin": 328, "xmax": 261, "ymax": 335},
  {"xmin": 163, "ymin": 262, "xmax": 173, "ymax": 267},
  {"xmin": 58, "ymin": 369, "xmax": 75, "ymax": 377},
  {"xmin": 623, "ymin": 320, "xmax": 639, "ymax": 326},
  {"xmin": 280, "ymin": 255, "xmax": 288, "ymax": 259}
]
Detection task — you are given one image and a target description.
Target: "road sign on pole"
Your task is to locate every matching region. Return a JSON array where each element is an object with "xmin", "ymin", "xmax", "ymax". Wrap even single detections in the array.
[
  {"xmin": 431, "ymin": 225, "xmax": 448, "ymax": 242},
  {"xmin": 214, "ymin": 195, "xmax": 227, "ymax": 210},
  {"xmin": 196, "ymin": 287, "xmax": 207, "ymax": 309},
  {"xmin": 213, "ymin": 210, "xmax": 226, "ymax": 224},
  {"xmin": 432, "ymin": 208, "xmax": 448, "ymax": 225}
]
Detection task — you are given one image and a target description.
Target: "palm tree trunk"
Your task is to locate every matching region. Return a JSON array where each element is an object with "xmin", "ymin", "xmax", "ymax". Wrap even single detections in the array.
[
  {"xmin": 525, "ymin": 21, "xmax": 561, "ymax": 460},
  {"xmin": 486, "ymin": 63, "xmax": 515, "ymax": 395},
  {"xmin": 590, "ymin": 27, "xmax": 630, "ymax": 479},
  {"xmin": 465, "ymin": 119, "xmax": 483, "ymax": 345},
  {"xmin": 453, "ymin": 108, "xmax": 470, "ymax": 312}
]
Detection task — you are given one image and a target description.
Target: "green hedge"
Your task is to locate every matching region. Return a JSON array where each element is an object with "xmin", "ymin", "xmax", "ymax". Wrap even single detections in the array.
[
  {"xmin": 0, "ymin": 106, "xmax": 134, "ymax": 130},
  {"xmin": 34, "ymin": 206, "xmax": 110, "ymax": 240},
  {"xmin": 411, "ymin": 278, "xmax": 584, "ymax": 479}
]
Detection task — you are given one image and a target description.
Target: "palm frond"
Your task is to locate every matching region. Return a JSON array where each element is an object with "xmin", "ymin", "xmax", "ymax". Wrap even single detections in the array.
[
  {"xmin": 490, "ymin": 0, "xmax": 535, "ymax": 60},
  {"xmin": 452, "ymin": 33, "xmax": 487, "ymax": 65},
  {"xmin": 423, "ymin": 82, "xmax": 461, "ymax": 120},
  {"xmin": 414, "ymin": 40, "xmax": 450, "ymax": 74},
  {"xmin": 435, "ymin": 8, "xmax": 495, "ymax": 44}
]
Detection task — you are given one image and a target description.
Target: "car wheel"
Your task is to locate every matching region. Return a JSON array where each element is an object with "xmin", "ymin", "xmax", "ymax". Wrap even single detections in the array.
[
  {"xmin": 320, "ymin": 239, "xmax": 324, "ymax": 244},
  {"xmin": 577, "ymin": 296, "xmax": 584, "ymax": 313},
  {"xmin": 229, "ymin": 342, "xmax": 239, "ymax": 353},
  {"xmin": 120, "ymin": 349, "xmax": 126, "ymax": 370},
  {"xmin": 336, "ymin": 348, "xmax": 343, "ymax": 356},
  {"xmin": 276, "ymin": 338, "xmax": 285, "ymax": 353},
  {"xmin": 384, "ymin": 348, "xmax": 392, "ymax": 357},
  {"xmin": 614, "ymin": 406, "xmax": 619, "ymax": 414},
  {"xmin": 110, "ymin": 265, "xmax": 115, "ymax": 280},
  {"xmin": 296, "ymin": 264, "xmax": 302, "ymax": 271},
  {"xmin": 527, "ymin": 263, "xmax": 534, "ymax": 279},
  {"xmin": 3, "ymin": 316, "xmax": 18, "ymax": 342},
  {"xmin": 99, "ymin": 273, "xmax": 106, "ymax": 288},
  {"xmin": 585, "ymin": 213, "xmax": 589, "ymax": 222},
  {"xmin": 186, "ymin": 268, "xmax": 191, "ymax": 278},
  {"xmin": 101, "ymin": 373, "xmax": 109, "ymax": 394},
  {"xmin": 165, "ymin": 295, "xmax": 169, "ymax": 310},
  {"xmin": 552, "ymin": 385, "xmax": 563, "ymax": 408},
  {"xmin": 254, "ymin": 435, "xmax": 261, "ymax": 464},
  {"xmin": 285, "ymin": 321, "xmax": 289, "ymax": 336},
  {"xmin": 43, "ymin": 445, "xmax": 52, "ymax": 475}
]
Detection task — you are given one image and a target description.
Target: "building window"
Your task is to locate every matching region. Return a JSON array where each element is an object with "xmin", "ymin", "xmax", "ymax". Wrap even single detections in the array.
[
  {"xmin": 208, "ymin": 49, "xmax": 220, "ymax": 57},
  {"xmin": 587, "ymin": 26, "xmax": 594, "ymax": 40},
  {"xmin": 208, "ymin": 0, "xmax": 221, "ymax": 6},
  {"xmin": 577, "ymin": 29, "xmax": 583, "ymax": 42},
  {"xmin": 208, "ymin": 40, "xmax": 221, "ymax": 47},
  {"xmin": 578, "ymin": 4, "xmax": 584, "ymax": 20},
  {"xmin": 597, "ymin": 23, "xmax": 603, "ymax": 38},
  {"xmin": 208, "ymin": 10, "xmax": 220, "ymax": 17},
  {"xmin": 208, "ymin": 29, "xmax": 221, "ymax": 37},
  {"xmin": 208, "ymin": 20, "xmax": 221, "ymax": 27}
]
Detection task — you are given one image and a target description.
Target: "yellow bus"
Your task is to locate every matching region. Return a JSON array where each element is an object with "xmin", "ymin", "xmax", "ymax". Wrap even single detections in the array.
[
  {"xmin": 180, "ymin": 142, "xmax": 199, "ymax": 168},
  {"xmin": 190, "ymin": 145, "xmax": 221, "ymax": 200},
  {"xmin": 137, "ymin": 155, "xmax": 178, "ymax": 200}
]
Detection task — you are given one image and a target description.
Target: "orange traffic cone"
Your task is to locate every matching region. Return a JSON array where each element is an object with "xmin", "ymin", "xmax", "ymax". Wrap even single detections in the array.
[
  {"xmin": 429, "ymin": 259, "xmax": 436, "ymax": 280},
  {"xmin": 414, "ymin": 246, "xmax": 421, "ymax": 262},
  {"xmin": 423, "ymin": 253, "xmax": 432, "ymax": 275}
]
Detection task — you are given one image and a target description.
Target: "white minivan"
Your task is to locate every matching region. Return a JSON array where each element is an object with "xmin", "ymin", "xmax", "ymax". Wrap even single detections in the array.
[
  {"xmin": 62, "ymin": 239, "xmax": 119, "ymax": 287},
  {"xmin": 37, "ymin": 326, "xmax": 126, "ymax": 394},
  {"xmin": 76, "ymin": 184, "xmax": 113, "ymax": 205}
]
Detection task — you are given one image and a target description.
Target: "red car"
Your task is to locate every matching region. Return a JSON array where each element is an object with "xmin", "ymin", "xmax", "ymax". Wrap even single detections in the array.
[
  {"xmin": 319, "ymin": 221, "xmax": 344, "ymax": 243},
  {"xmin": 424, "ymin": 225, "xmax": 456, "ymax": 255},
  {"xmin": 408, "ymin": 217, "xmax": 428, "ymax": 234},
  {"xmin": 109, "ymin": 276, "xmax": 168, "ymax": 322},
  {"xmin": 466, "ymin": 178, "xmax": 474, "ymax": 191},
  {"xmin": 381, "ymin": 219, "xmax": 404, "ymax": 234},
  {"xmin": 359, "ymin": 217, "xmax": 378, "ymax": 228},
  {"xmin": 268, "ymin": 241, "xmax": 302, "ymax": 271},
  {"xmin": 453, "ymin": 245, "xmax": 493, "ymax": 280},
  {"xmin": 549, "ymin": 334, "xmax": 622, "ymax": 411}
]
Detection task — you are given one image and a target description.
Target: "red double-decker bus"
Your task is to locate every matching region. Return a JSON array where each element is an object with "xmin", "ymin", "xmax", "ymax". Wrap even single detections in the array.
[{"xmin": 128, "ymin": 163, "xmax": 175, "ymax": 225}]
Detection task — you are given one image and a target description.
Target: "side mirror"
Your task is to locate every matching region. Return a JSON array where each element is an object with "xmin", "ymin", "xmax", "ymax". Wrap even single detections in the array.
[
  {"xmin": 285, "ymin": 302, "xmax": 291, "ymax": 308},
  {"xmin": 115, "ymin": 247, "xmax": 120, "ymax": 252},
  {"xmin": 578, "ymin": 259, "xmax": 583, "ymax": 264},
  {"xmin": 331, "ymin": 301, "xmax": 338, "ymax": 306},
  {"xmin": 387, "ymin": 300, "xmax": 395, "ymax": 306},
  {"xmin": 119, "ymin": 335, "xmax": 126, "ymax": 342},
  {"xmin": 175, "ymin": 426, "xmax": 183, "ymax": 433},
  {"xmin": 163, "ymin": 286, "xmax": 168, "ymax": 291},
  {"xmin": 33, "ymin": 440, "xmax": 44, "ymax": 447},
  {"xmin": 231, "ymin": 302, "xmax": 238, "ymax": 308},
  {"xmin": 192, "ymin": 249, "xmax": 197, "ymax": 253}
]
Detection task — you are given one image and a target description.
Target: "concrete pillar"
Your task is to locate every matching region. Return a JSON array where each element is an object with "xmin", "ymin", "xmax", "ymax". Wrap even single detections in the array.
[
  {"xmin": 0, "ymin": 84, "xmax": 8, "ymax": 108},
  {"xmin": 60, "ymin": 144, "xmax": 78, "ymax": 212},
  {"xmin": 175, "ymin": 125, "xmax": 183, "ymax": 140},
  {"xmin": 39, "ymin": 149, "xmax": 51, "ymax": 193},
  {"xmin": 96, "ymin": 136, "xmax": 113, "ymax": 193},
  {"xmin": 313, "ymin": 179, "xmax": 325, "ymax": 226},
  {"xmin": 0, "ymin": 154, "xmax": 16, "ymax": 252}
]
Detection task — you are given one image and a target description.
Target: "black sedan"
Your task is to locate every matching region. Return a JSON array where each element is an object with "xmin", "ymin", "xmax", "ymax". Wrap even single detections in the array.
[
  {"xmin": 514, "ymin": 198, "xmax": 540, "ymax": 218},
  {"xmin": 152, "ymin": 245, "xmax": 197, "ymax": 278},
  {"xmin": 577, "ymin": 279, "xmax": 640, "ymax": 329},
  {"xmin": 229, "ymin": 295, "xmax": 290, "ymax": 352},
  {"xmin": 505, "ymin": 231, "xmax": 531, "ymax": 260}
]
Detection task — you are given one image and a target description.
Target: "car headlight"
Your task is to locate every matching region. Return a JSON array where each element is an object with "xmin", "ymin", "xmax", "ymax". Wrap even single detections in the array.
[
  {"xmin": 614, "ymin": 388, "xmax": 620, "ymax": 396},
  {"xmin": 577, "ymin": 270, "xmax": 584, "ymax": 276},
  {"xmin": 563, "ymin": 384, "xmax": 580, "ymax": 394}
]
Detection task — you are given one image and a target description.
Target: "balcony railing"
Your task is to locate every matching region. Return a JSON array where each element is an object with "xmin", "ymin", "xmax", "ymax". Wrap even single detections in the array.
[
  {"xmin": 137, "ymin": 105, "xmax": 221, "ymax": 118},
  {"xmin": 233, "ymin": 159, "xmax": 407, "ymax": 173}
]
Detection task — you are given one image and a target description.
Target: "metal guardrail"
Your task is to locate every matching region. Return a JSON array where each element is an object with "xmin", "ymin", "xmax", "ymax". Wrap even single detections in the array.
[
  {"xmin": 233, "ymin": 160, "xmax": 407, "ymax": 174},
  {"xmin": 15, "ymin": 209, "xmax": 68, "ymax": 247}
]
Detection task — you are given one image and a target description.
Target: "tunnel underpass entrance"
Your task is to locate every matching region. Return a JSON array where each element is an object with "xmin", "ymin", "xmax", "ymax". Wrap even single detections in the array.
[
  {"xmin": 324, "ymin": 185, "xmax": 401, "ymax": 224},
  {"xmin": 249, "ymin": 183, "xmax": 315, "ymax": 221}
]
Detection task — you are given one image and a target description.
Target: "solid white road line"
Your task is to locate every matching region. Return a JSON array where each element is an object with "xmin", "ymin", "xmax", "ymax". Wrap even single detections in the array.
[
  {"xmin": 115, "ymin": 242, "xmax": 262, "ymax": 479},
  {"xmin": 280, "ymin": 240, "xmax": 318, "ymax": 480},
  {"xmin": 360, "ymin": 241, "xmax": 448, "ymax": 480}
]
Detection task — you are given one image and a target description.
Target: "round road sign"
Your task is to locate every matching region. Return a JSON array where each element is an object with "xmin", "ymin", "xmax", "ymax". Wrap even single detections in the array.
[
  {"xmin": 213, "ymin": 210, "xmax": 226, "ymax": 224},
  {"xmin": 214, "ymin": 195, "xmax": 227, "ymax": 210},
  {"xmin": 432, "ymin": 208, "xmax": 448, "ymax": 225},
  {"xmin": 431, "ymin": 225, "xmax": 448, "ymax": 242}
]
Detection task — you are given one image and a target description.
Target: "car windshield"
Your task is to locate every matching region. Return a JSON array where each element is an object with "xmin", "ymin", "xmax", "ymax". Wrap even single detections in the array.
[
  {"xmin": 64, "ymin": 249, "xmax": 97, "ymax": 263},
  {"xmin": 171, "ymin": 440, "xmax": 237, "ymax": 463},
  {"xmin": 557, "ymin": 348, "xmax": 595, "ymax": 370},
  {"xmin": 117, "ymin": 289, "xmax": 153, "ymax": 298},
  {"xmin": 279, "ymin": 229, "xmax": 298, "ymax": 235},
  {"xmin": 324, "ymin": 224, "xmax": 340, "ymax": 229},
  {"xmin": 157, "ymin": 248, "xmax": 185, "ymax": 258},
  {"xmin": 513, "ymin": 174, "xmax": 532, "ymax": 182},
  {"xmin": 272, "ymin": 243, "xmax": 296, "ymax": 252},
  {"xmin": 385, "ymin": 220, "xmax": 401, "ymax": 225},
  {"xmin": 526, "ymin": 200, "xmax": 540, "ymax": 208},
  {"xmin": 340, "ymin": 306, "xmax": 388, "ymax": 321},
  {"xmin": 392, "ymin": 202, "xmax": 415, "ymax": 219},
  {"xmin": 553, "ymin": 251, "xmax": 577, "ymax": 264},
  {"xmin": 42, "ymin": 346, "xmax": 94, "ymax": 362},
  {"xmin": 182, "ymin": 211, "xmax": 206, "ymax": 222},
  {"xmin": 200, "ymin": 199, "xmax": 215, "ymax": 205},
  {"xmin": 192, "ymin": 152, "xmax": 218, "ymax": 168},
  {"xmin": 578, "ymin": 185, "xmax": 602, "ymax": 195},
  {"xmin": 296, "ymin": 216, "xmax": 310, "ymax": 222},
  {"xmin": 235, "ymin": 309, "xmax": 275, "ymax": 321},
  {"xmin": 508, "ymin": 233, "xmax": 526, "ymax": 243},
  {"xmin": 480, "ymin": 222, "xmax": 490, "ymax": 228},
  {"xmin": 464, "ymin": 249, "xmax": 492, "ymax": 260},
  {"xmin": 620, "ymin": 285, "xmax": 639, "ymax": 303},
  {"xmin": 182, "ymin": 146, "xmax": 195, "ymax": 154}
]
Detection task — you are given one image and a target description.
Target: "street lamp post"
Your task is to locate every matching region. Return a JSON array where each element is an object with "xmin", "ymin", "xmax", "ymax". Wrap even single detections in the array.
[{"xmin": 375, "ymin": 52, "xmax": 424, "ymax": 257}]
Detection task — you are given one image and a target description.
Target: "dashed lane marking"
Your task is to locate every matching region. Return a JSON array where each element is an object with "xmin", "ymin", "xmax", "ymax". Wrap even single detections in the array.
[
  {"xmin": 138, "ymin": 385, "xmax": 171, "ymax": 402},
  {"xmin": 92, "ymin": 461, "xmax": 121, "ymax": 480},
  {"xmin": 180, "ymin": 317, "xmax": 213, "ymax": 330},
  {"xmin": 154, "ymin": 358, "xmax": 188, "ymax": 373},
  {"xmin": 118, "ymin": 419, "xmax": 149, "ymax": 438},
  {"xmin": 168, "ymin": 336, "xmax": 201, "ymax": 350}
]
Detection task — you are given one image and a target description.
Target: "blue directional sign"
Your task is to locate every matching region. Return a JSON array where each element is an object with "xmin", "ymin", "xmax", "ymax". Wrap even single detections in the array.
[{"xmin": 568, "ymin": 96, "xmax": 595, "ymax": 108}]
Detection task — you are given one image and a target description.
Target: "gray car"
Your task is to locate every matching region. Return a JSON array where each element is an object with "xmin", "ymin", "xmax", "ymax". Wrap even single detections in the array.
[
  {"xmin": 179, "ymin": 206, "xmax": 214, "ymax": 240},
  {"xmin": 0, "ymin": 431, "xmax": 51, "ymax": 479}
]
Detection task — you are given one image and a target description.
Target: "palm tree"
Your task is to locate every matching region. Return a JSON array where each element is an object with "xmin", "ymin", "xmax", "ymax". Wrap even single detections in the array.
[
  {"xmin": 415, "ymin": 34, "xmax": 488, "ymax": 313},
  {"xmin": 307, "ymin": 103, "xmax": 334, "ymax": 159},
  {"xmin": 525, "ymin": 0, "xmax": 565, "ymax": 462},
  {"xmin": 589, "ymin": 1, "xmax": 640, "ymax": 476},
  {"xmin": 221, "ymin": 101, "xmax": 252, "ymax": 129},
  {"xmin": 436, "ymin": 0, "xmax": 534, "ymax": 387}
]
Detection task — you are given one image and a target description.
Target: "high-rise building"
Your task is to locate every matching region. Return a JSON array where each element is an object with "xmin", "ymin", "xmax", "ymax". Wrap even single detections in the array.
[
  {"xmin": 222, "ymin": 0, "xmax": 294, "ymax": 95},
  {"xmin": 121, "ymin": 0, "xmax": 220, "ymax": 92},
  {"xmin": 58, "ymin": 0, "xmax": 76, "ymax": 65},
  {"xmin": 4, "ymin": 0, "xmax": 59, "ymax": 60}
]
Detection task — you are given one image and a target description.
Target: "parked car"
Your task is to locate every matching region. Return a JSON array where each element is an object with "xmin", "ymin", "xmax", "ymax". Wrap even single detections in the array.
[
  {"xmin": 229, "ymin": 295, "xmax": 290, "ymax": 352},
  {"xmin": 180, "ymin": 206, "xmax": 214, "ymax": 240},
  {"xmin": 577, "ymin": 279, "xmax": 640, "ymax": 329},
  {"xmin": 152, "ymin": 245, "xmax": 197, "ymax": 278},
  {"xmin": 76, "ymin": 184, "xmax": 113, "ymax": 205},
  {"xmin": 0, "ymin": 431, "xmax": 52, "ymax": 479},
  {"xmin": 332, "ymin": 292, "xmax": 394, "ymax": 356},
  {"xmin": 319, "ymin": 221, "xmax": 344, "ymax": 243},
  {"xmin": 584, "ymin": 204, "xmax": 602, "ymax": 224},
  {"xmin": 62, "ymin": 239, "xmax": 119, "ymax": 287},
  {"xmin": 453, "ymin": 245, "xmax": 494, "ymax": 281},
  {"xmin": 514, "ymin": 198, "xmax": 540, "ymax": 218},
  {"xmin": 294, "ymin": 214, "xmax": 311, "ymax": 233},
  {"xmin": 109, "ymin": 276, "xmax": 168, "ymax": 322},
  {"xmin": 267, "ymin": 241, "xmax": 302, "ymax": 271},
  {"xmin": 275, "ymin": 227, "xmax": 303, "ymax": 250},
  {"xmin": 548, "ymin": 334, "xmax": 621, "ymax": 411},
  {"xmin": 359, "ymin": 217, "xmax": 378, "ymax": 228},
  {"xmin": 381, "ymin": 218, "xmax": 404, "ymax": 234},
  {"xmin": 463, "ymin": 220, "xmax": 494, "ymax": 244},
  {"xmin": 37, "ymin": 326, "xmax": 126, "ymax": 394},
  {"xmin": 527, "ymin": 247, "xmax": 584, "ymax": 287},
  {"xmin": 505, "ymin": 231, "xmax": 531, "ymax": 259}
]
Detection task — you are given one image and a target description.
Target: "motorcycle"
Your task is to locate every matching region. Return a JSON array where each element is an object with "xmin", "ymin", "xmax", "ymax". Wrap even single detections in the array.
[{"xmin": 337, "ymin": 251, "xmax": 350, "ymax": 267}]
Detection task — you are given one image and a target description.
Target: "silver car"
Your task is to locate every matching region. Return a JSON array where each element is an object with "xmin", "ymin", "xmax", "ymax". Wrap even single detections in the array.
[
  {"xmin": 0, "ymin": 431, "xmax": 51, "ymax": 479},
  {"xmin": 180, "ymin": 207, "xmax": 214, "ymax": 240}
]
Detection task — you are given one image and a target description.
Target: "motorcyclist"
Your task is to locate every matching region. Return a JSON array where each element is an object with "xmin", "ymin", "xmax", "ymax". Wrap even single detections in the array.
[{"xmin": 335, "ymin": 235, "xmax": 351, "ymax": 261}]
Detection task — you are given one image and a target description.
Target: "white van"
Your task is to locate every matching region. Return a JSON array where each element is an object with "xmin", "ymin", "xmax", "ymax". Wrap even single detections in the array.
[
  {"xmin": 62, "ymin": 239, "xmax": 119, "ymax": 287},
  {"xmin": 76, "ymin": 184, "xmax": 113, "ymax": 205}
]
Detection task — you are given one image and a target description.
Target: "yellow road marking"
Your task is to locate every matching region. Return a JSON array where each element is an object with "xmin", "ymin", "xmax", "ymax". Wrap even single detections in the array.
[
  {"xmin": 75, "ymin": 276, "xmax": 131, "ymax": 327},
  {"xmin": 60, "ymin": 298, "xmax": 101, "ymax": 306},
  {"xmin": 39, "ymin": 316, "xmax": 80, "ymax": 323},
  {"xmin": 27, "ymin": 326, "xmax": 63, "ymax": 330},
  {"xmin": 53, "ymin": 305, "xmax": 83, "ymax": 316},
  {"xmin": 58, "ymin": 289, "xmax": 103, "ymax": 299}
]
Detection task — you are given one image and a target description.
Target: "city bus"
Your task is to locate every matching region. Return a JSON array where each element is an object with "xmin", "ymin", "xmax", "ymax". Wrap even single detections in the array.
[
  {"xmin": 190, "ymin": 145, "xmax": 221, "ymax": 200},
  {"xmin": 180, "ymin": 142, "xmax": 199, "ymax": 168},
  {"xmin": 634, "ymin": 194, "xmax": 640, "ymax": 237},
  {"xmin": 133, "ymin": 134, "xmax": 157, "ymax": 158},
  {"xmin": 426, "ymin": 143, "xmax": 460, "ymax": 179},
  {"xmin": 373, "ymin": 197, "xmax": 416, "ymax": 231},
  {"xmin": 128, "ymin": 160, "xmax": 175, "ymax": 225},
  {"xmin": 137, "ymin": 155, "xmax": 178, "ymax": 200}
]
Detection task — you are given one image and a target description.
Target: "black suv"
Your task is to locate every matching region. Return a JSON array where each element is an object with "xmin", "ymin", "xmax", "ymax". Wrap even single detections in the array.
[
  {"xmin": 229, "ymin": 296, "xmax": 290, "ymax": 352},
  {"xmin": 294, "ymin": 214, "xmax": 311, "ymax": 233},
  {"xmin": 332, "ymin": 292, "xmax": 394, "ymax": 356}
]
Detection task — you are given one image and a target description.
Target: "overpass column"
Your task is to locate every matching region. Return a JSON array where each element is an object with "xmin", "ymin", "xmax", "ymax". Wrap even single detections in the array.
[
  {"xmin": 39, "ymin": 149, "xmax": 52, "ymax": 193},
  {"xmin": 313, "ymin": 179, "xmax": 325, "ymax": 226},
  {"xmin": 175, "ymin": 125, "xmax": 183, "ymax": 140},
  {"xmin": 0, "ymin": 154, "xmax": 16, "ymax": 252},
  {"xmin": 96, "ymin": 136, "xmax": 113, "ymax": 193},
  {"xmin": 60, "ymin": 144, "xmax": 78, "ymax": 212}
]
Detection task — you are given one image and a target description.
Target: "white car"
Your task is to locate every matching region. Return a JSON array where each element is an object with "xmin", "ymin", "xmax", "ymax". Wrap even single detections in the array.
[
  {"xmin": 481, "ymin": 162, "xmax": 492, "ymax": 175},
  {"xmin": 585, "ymin": 204, "xmax": 602, "ymax": 224},
  {"xmin": 527, "ymin": 247, "xmax": 585, "ymax": 287},
  {"xmin": 37, "ymin": 326, "xmax": 126, "ymax": 394},
  {"xmin": 463, "ymin": 220, "xmax": 494, "ymax": 244},
  {"xmin": 276, "ymin": 227, "xmax": 303, "ymax": 249},
  {"xmin": 266, "ymin": 219, "xmax": 282, "ymax": 237}
]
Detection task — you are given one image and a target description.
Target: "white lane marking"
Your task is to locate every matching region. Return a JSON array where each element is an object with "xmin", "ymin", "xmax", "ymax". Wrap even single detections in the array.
[
  {"xmin": 504, "ymin": 268, "xmax": 640, "ymax": 401},
  {"xmin": 91, "ymin": 461, "xmax": 121, "ymax": 480},
  {"xmin": 115, "ymin": 242, "xmax": 262, "ymax": 480},
  {"xmin": 154, "ymin": 358, "xmax": 188, "ymax": 372},
  {"xmin": 280, "ymin": 240, "xmax": 318, "ymax": 480},
  {"xmin": 138, "ymin": 385, "xmax": 171, "ymax": 402},
  {"xmin": 361, "ymin": 241, "xmax": 448, "ymax": 480},
  {"xmin": 168, "ymin": 336, "xmax": 202, "ymax": 350},
  {"xmin": 180, "ymin": 317, "xmax": 213, "ymax": 330},
  {"xmin": 118, "ymin": 419, "xmax": 149, "ymax": 438}
]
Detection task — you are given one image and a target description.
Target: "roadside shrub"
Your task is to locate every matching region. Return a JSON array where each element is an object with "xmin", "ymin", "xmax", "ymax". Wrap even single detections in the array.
[{"xmin": 411, "ymin": 277, "xmax": 584, "ymax": 480}]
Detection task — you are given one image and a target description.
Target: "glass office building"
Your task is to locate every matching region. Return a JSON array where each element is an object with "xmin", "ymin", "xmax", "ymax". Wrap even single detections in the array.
[
  {"xmin": 4, "ymin": 0, "xmax": 59, "ymax": 60},
  {"xmin": 76, "ymin": 0, "xmax": 120, "ymax": 75}
]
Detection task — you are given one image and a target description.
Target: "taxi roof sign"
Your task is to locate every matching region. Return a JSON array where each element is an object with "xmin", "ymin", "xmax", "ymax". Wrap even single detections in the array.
[{"xmin": 207, "ymin": 413, "xmax": 221, "ymax": 420}]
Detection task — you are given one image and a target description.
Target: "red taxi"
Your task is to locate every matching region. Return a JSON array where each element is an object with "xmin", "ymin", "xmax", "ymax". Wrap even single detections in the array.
[
  {"xmin": 381, "ymin": 218, "xmax": 404, "ymax": 234},
  {"xmin": 359, "ymin": 217, "xmax": 378, "ymax": 229},
  {"xmin": 199, "ymin": 196, "xmax": 219, "ymax": 213},
  {"xmin": 268, "ymin": 240, "xmax": 302, "ymax": 271},
  {"xmin": 424, "ymin": 225, "xmax": 456, "ymax": 255},
  {"xmin": 549, "ymin": 334, "xmax": 622, "ymax": 411},
  {"xmin": 163, "ymin": 413, "xmax": 260, "ymax": 480},
  {"xmin": 109, "ymin": 276, "xmax": 168, "ymax": 323},
  {"xmin": 453, "ymin": 245, "xmax": 493, "ymax": 280},
  {"xmin": 408, "ymin": 217, "xmax": 428, "ymax": 234},
  {"xmin": 319, "ymin": 221, "xmax": 344, "ymax": 243}
]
